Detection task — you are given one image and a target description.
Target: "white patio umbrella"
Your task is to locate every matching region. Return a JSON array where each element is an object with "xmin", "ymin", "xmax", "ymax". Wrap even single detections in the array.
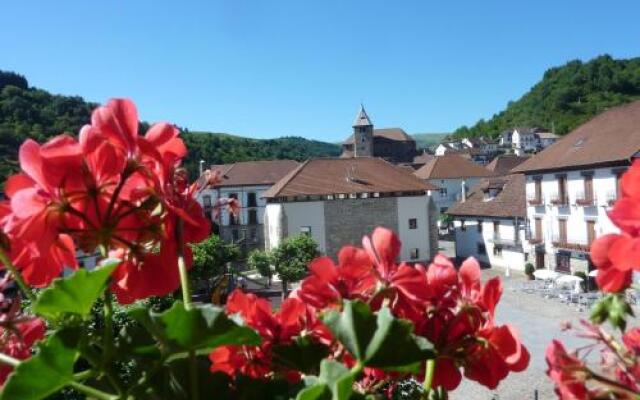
[
  {"xmin": 556, "ymin": 274, "xmax": 583, "ymax": 293},
  {"xmin": 588, "ymin": 269, "xmax": 598, "ymax": 277},
  {"xmin": 533, "ymin": 269, "xmax": 560, "ymax": 280}
]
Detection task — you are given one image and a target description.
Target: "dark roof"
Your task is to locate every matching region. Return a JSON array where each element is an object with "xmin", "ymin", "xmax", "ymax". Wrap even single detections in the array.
[
  {"xmin": 343, "ymin": 128, "xmax": 414, "ymax": 144},
  {"xmin": 414, "ymin": 154, "xmax": 496, "ymax": 180},
  {"xmin": 513, "ymin": 101, "xmax": 640, "ymax": 173},
  {"xmin": 485, "ymin": 155, "xmax": 529, "ymax": 175},
  {"xmin": 263, "ymin": 157, "xmax": 437, "ymax": 198},
  {"xmin": 446, "ymin": 174, "xmax": 526, "ymax": 218},
  {"xmin": 211, "ymin": 160, "xmax": 299, "ymax": 187}
]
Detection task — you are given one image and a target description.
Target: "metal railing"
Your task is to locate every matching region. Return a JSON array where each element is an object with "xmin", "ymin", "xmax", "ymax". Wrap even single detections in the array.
[
  {"xmin": 549, "ymin": 192, "xmax": 569, "ymax": 206},
  {"xmin": 574, "ymin": 190, "xmax": 596, "ymax": 206},
  {"xmin": 527, "ymin": 192, "xmax": 543, "ymax": 206},
  {"xmin": 551, "ymin": 234, "xmax": 590, "ymax": 251}
]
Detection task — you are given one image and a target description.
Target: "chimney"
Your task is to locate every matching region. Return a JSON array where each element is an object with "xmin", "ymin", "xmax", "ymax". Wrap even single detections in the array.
[{"xmin": 461, "ymin": 179, "xmax": 467, "ymax": 202}]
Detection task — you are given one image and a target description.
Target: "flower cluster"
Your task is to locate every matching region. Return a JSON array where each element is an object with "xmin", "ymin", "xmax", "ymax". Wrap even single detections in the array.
[
  {"xmin": 0, "ymin": 98, "xmax": 232, "ymax": 304},
  {"xmin": 590, "ymin": 160, "xmax": 640, "ymax": 293},
  {"xmin": 210, "ymin": 227, "xmax": 529, "ymax": 394}
]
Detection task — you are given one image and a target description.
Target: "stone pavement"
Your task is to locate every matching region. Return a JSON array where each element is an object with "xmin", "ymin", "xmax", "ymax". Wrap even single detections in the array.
[{"xmin": 450, "ymin": 269, "xmax": 590, "ymax": 400}]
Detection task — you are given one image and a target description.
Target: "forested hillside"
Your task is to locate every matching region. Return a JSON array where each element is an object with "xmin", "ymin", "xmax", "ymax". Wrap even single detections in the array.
[
  {"xmin": 454, "ymin": 55, "xmax": 640, "ymax": 138},
  {"xmin": 0, "ymin": 71, "xmax": 340, "ymax": 181}
]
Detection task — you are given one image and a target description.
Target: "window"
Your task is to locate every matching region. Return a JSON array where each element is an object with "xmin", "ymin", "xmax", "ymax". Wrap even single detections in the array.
[
  {"xmin": 410, "ymin": 248, "xmax": 419, "ymax": 260},
  {"xmin": 535, "ymin": 218, "xmax": 542, "ymax": 241},
  {"xmin": 478, "ymin": 243, "xmax": 487, "ymax": 254},
  {"xmin": 247, "ymin": 192, "xmax": 257, "ymax": 207},
  {"xmin": 557, "ymin": 176, "xmax": 567, "ymax": 204},
  {"xmin": 477, "ymin": 220, "xmax": 483, "ymax": 232},
  {"xmin": 439, "ymin": 187, "xmax": 448, "ymax": 198},
  {"xmin": 248, "ymin": 209, "xmax": 258, "ymax": 225},
  {"xmin": 249, "ymin": 228, "xmax": 257, "ymax": 243},
  {"xmin": 587, "ymin": 220, "xmax": 596, "ymax": 245},
  {"xmin": 534, "ymin": 179, "xmax": 542, "ymax": 201},
  {"xmin": 202, "ymin": 195, "xmax": 212, "ymax": 207},
  {"xmin": 300, "ymin": 226, "xmax": 311, "ymax": 236},
  {"xmin": 409, "ymin": 218, "xmax": 417, "ymax": 229}
]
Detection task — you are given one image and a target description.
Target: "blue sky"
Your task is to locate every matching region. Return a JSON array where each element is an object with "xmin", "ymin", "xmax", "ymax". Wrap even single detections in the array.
[{"xmin": 2, "ymin": 1, "xmax": 640, "ymax": 141}]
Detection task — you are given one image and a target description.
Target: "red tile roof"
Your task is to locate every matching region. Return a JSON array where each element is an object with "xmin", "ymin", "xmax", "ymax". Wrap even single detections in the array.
[
  {"xmin": 263, "ymin": 157, "xmax": 437, "ymax": 198},
  {"xmin": 446, "ymin": 174, "xmax": 526, "ymax": 218},
  {"xmin": 211, "ymin": 160, "xmax": 299, "ymax": 187},
  {"xmin": 343, "ymin": 128, "xmax": 414, "ymax": 144},
  {"xmin": 485, "ymin": 155, "xmax": 529, "ymax": 175},
  {"xmin": 414, "ymin": 154, "xmax": 496, "ymax": 179},
  {"xmin": 513, "ymin": 101, "xmax": 640, "ymax": 173}
]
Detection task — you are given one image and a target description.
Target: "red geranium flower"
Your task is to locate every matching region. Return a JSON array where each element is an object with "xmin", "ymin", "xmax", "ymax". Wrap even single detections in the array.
[
  {"xmin": 546, "ymin": 340, "xmax": 590, "ymax": 400},
  {"xmin": 0, "ymin": 317, "xmax": 46, "ymax": 385}
]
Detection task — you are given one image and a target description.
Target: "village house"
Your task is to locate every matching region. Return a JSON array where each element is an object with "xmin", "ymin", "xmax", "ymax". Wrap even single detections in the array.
[
  {"xmin": 341, "ymin": 106, "xmax": 417, "ymax": 163},
  {"xmin": 447, "ymin": 174, "xmax": 528, "ymax": 271},
  {"xmin": 512, "ymin": 101, "xmax": 640, "ymax": 274},
  {"xmin": 461, "ymin": 136, "xmax": 499, "ymax": 155},
  {"xmin": 500, "ymin": 127, "xmax": 560, "ymax": 154},
  {"xmin": 197, "ymin": 160, "xmax": 299, "ymax": 252},
  {"xmin": 262, "ymin": 157, "xmax": 439, "ymax": 263},
  {"xmin": 485, "ymin": 154, "xmax": 529, "ymax": 175},
  {"xmin": 413, "ymin": 154, "xmax": 496, "ymax": 214}
]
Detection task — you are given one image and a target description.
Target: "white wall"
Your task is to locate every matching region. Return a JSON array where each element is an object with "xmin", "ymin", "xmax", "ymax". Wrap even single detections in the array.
[
  {"xmin": 429, "ymin": 177, "xmax": 482, "ymax": 212},
  {"xmin": 453, "ymin": 218, "xmax": 527, "ymax": 271},
  {"xmin": 198, "ymin": 184, "xmax": 270, "ymax": 226},
  {"xmin": 397, "ymin": 195, "xmax": 431, "ymax": 262},
  {"xmin": 525, "ymin": 166, "xmax": 624, "ymax": 271},
  {"xmin": 264, "ymin": 203, "xmax": 284, "ymax": 250},
  {"xmin": 283, "ymin": 201, "xmax": 327, "ymax": 253}
]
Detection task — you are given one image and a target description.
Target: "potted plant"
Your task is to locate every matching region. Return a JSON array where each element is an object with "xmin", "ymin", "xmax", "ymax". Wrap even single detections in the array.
[{"xmin": 525, "ymin": 263, "xmax": 536, "ymax": 280}]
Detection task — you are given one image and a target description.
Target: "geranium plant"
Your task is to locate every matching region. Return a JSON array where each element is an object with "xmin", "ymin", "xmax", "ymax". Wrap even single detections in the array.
[{"xmin": 0, "ymin": 99, "xmax": 529, "ymax": 399}]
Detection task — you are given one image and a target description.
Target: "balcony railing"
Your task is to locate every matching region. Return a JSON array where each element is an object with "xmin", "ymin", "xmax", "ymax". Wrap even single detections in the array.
[
  {"xmin": 549, "ymin": 192, "xmax": 569, "ymax": 206},
  {"xmin": 527, "ymin": 192, "xmax": 543, "ymax": 206},
  {"xmin": 551, "ymin": 234, "xmax": 590, "ymax": 252},
  {"xmin": 574, "ymin": 190, "xmax": 596, "ymax": 206},
  {"xmin": 528, "ymin": 237, "xmax": 544, "ymax": 245}
]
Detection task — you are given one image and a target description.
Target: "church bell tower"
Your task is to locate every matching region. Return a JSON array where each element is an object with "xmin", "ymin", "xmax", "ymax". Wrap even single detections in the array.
[{"xmin": 353, "ymin": 105, "xmax": 374, "ymax": 157}]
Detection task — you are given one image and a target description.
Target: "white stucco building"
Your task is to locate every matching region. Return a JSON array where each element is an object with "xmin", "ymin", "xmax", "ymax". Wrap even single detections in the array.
[
  {"xmin": 263, "ymin": 157, "xmax": 439, "ymax": 263},
  {"xmin": 512, "ymin": 101, "xmax": 640, "ymax": 274},
  {"xmin": 197, "ymin": 160, "xmax": 299, "ymax": 252},
  {"xmin": 447, "ymin": 174, "xmax": 528, "ymax": 271},
  {"xmin": 414, "ymin": 154, "xmax": 496, "ymax": 214}
]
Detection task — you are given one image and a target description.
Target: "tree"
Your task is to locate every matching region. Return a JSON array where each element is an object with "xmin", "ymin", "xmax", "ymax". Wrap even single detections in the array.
[
  {"xmin": 247, "ymin": 249, "xmax": 273, "ymax": 286},
  {"xmin": 270, "ymin": 234, "xmax": 319, "ymax": 296},
  {"xmin": 190, "ymin": 234, "xmax": 240, "ymax": 282}
]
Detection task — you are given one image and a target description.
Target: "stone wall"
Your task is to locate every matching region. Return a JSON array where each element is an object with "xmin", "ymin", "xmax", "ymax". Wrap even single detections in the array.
[{"xmin": 323, "ymin": 197, "xmax": 398, "ymax": 258}]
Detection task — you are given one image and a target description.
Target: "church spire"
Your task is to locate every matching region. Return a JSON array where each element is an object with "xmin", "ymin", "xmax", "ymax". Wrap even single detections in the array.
[{"xmin": 353, "ymin": 104, "xmax": 373, "ymax": 127}]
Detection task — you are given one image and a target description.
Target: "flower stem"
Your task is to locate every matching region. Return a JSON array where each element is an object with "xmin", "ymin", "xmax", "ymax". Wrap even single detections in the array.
[
  {"xmin": 422, "ymin": 359, "xmax": 436, "ymax": 398},
  {"xmin": 189, "ymin": 350, "xmax": 199, "ymax": 400},
  {"xmin": 0, "ymin": 247, "xmax": 36, "ymax": 303},
  {"xmin": 175, "ymin": 219, "xmax": 192, "ymax": 310}
]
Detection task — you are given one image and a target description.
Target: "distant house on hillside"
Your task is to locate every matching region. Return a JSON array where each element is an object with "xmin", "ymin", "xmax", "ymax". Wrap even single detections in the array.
[
  {"xmin": 341, "ymin": 106, "xmax": 417, "ymax": 163},
  {"xmin": 512, "ymin": 100, "xmax": 640, "ymax": 274},
  {"xmin": 500, "ymin": 128, "xmax": 559, "ymax": 154},
  {"xmin": 413, "ymin": 154, "xmax": 496, "ymax": 214},
  {"xmin": 263, "ymin": 157, "xmax": 439, "ymax": 262},
  {"xmin": 197, "ymin": 160, "xmax": 299, "ymax": 252}
]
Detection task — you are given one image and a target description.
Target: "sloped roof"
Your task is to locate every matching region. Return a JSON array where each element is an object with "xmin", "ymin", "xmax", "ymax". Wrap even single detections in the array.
[
  {"xmin": 446, "ymin": 174, "xmax": 526, "ymax": 218},
  {"xmin": 343, "ymin": 128, "xmax": 414, "ymax": 144},
  {"xmin": 513, "ymin": 101, "xmax": 640, "ymax": 173},
  {"xmin": 414, "ymin": 154, "xmax": 496, "ymax": 180},
  {"xmin": 413, "ymin": 151, "xmax": 435, "ymax": 165},
  {"xmin": 353, "ymin": 105, "xmax": 373, "ymax": 127},
  {"xmin": 536, "ymin": 131, "xmax": 559, "ymax": 140},
  {"xmin": 210, "ymin": 160, "xmax": 299, "ymax": 187},
  {"xmin": 263, "ymin": 157, "xmax": 437, "ymax": 198},
  {"xmin": 485, "ymin": 155, "xmax": 529, "ymax": 175}
]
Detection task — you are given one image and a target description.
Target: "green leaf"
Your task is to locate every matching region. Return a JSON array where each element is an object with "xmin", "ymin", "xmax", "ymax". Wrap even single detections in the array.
[
  {"xmin": 590, "ymin": 294, "xmax": 634, "ymax": 331},
  {"xmin": 272, "ymin": 336, "xmax": 329, "ymax": 374},
  {"xmin": 322, "ymin": 301, "xmax": 434, "ymax": 369},
  {"xmin": 33, "ymin": 259, "xmax": 120, "ymax": 320},
  {"xmin": 0, "ymin": 329, "xmax": 80, "ymax": 400},
  {"xmin": 296, "ymin": 360, "xmax": 354, "ymax": 400},
  {"xmin": 128, "ymin": 301, "xmax": 261, "ymax": 353}
]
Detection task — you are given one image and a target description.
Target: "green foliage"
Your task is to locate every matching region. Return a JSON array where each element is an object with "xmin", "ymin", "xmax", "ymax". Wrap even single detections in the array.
[
  {"xmin": 453, "ymin": 55, "xmax": 640, "ymax": 138},
  {"xmin": 190, "ymin": 235, "xmax": 240, "ymax": 281},
  {"xmin": 296, "ymin": 360, "xmax": 355, "ymax": 400},
  {"xmin": 591, "ymin": 293, "xmax": 634, "ymax": 331},
  {"xmin": 524, "ymin": 263, "xmax": 535, "ymax": 276},
  {"xmin": 247, "ymin": 249, "xmax": 273, "ymax": 280},
  {"xmin": 33, "ymin": 259, "xmax": 119, "ymax": 321},
  {"xmin": 411, "ymin": 133, "xmax": 449, "ymax": 149},
  {"xmin": 0, "ymin": 70, "xmax": 341, "ymax": 182},
  {"xmin": 322, "ymin": 301, "xmax": 434, "ymax": 369},
  {"xmin": 0, "ymin": 329, "xmax": 79, "ymax": 400},
  {"xmin": 271, "ymin": 234, "xmax": 319, "ymax": 284}
]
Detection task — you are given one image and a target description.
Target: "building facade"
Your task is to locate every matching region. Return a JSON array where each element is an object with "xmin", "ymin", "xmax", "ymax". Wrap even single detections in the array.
[
  {"xmin": 447, "ymin": 174, "xmax": 529, "ymax": 271},
  {"xmin": 513, "ymin": 101, "xmax": 640, "ymax": 274},
  {"xmin": 341, "ymin": 106, "xmax": 418, "ymax": 163},
  {"xmin": 197, "ymin": 160, "xmax": 299, "ymax": 252},
  {"xmin": 263, "ymin": 158, "xmax": 439, "ymax": 263}
]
